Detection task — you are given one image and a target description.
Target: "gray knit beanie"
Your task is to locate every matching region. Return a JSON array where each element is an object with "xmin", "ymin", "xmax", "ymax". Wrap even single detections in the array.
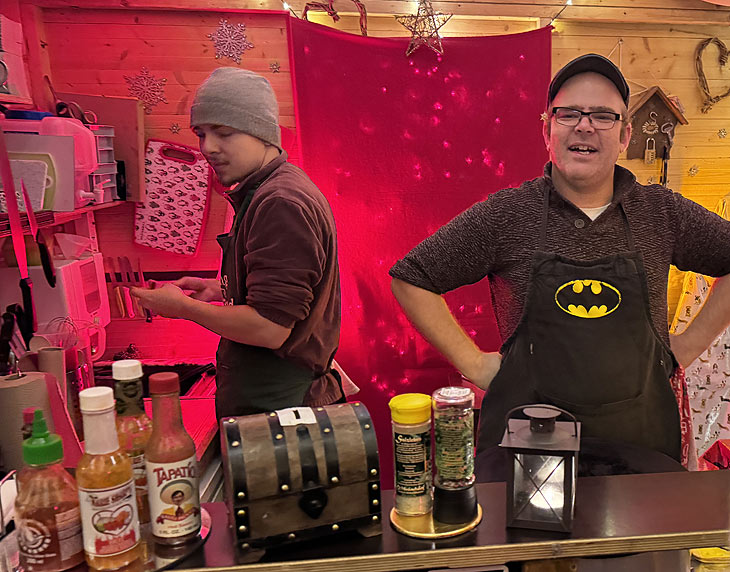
[{"xmin": 190, "ymin": 68, "xmax": 281, "ymax": 149}]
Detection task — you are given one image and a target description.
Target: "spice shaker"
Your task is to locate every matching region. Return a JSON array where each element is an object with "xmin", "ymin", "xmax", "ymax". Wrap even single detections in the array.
[
  {"xmin": 432, "ymin": 386, "xmax": 478, "ymax": 524},
  {"xmin": 388, "ymin": 393, "xmax": 432, "ymax": 516}
]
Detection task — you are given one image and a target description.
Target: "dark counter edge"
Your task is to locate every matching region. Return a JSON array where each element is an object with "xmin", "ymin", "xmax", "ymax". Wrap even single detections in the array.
[{"xmin": 175, "ymin": 470, "xmax": 730, "ymax": 572}]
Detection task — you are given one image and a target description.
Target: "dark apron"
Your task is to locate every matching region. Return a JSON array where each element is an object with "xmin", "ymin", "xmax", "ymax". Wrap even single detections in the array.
[
  {"xmin": 476, "ymin": 189, "xmax": 682, "ymax": 481},
  {"xmin": 214, "ymin": 185, "xmax": 319, "ymax": 419}
]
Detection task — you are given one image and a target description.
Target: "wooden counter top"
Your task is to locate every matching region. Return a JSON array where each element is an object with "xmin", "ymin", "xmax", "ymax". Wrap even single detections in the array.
[{"xmin": 175, "ymin": 469, "xmax": 730, "ymax": 572}]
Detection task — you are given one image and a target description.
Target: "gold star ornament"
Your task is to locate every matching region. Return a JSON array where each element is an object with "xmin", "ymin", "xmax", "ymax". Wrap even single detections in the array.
[{"xmin": 395, "ymin": 0, "xmax": 452, "ymax": 56}]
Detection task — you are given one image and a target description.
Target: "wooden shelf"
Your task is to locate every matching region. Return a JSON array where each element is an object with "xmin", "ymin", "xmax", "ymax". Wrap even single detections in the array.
[
  {"xmin": 0, "ymin": 94, "xmax": 34, "ymax": 106},
  {"xmin": 0, "ymin": 200, "xmax": 122, "ymax": 239}
]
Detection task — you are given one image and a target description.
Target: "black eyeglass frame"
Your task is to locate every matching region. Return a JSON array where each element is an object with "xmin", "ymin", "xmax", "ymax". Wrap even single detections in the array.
[{"xmin": 550, "ymin": 107, "xmax": 623, "ymax": 129}]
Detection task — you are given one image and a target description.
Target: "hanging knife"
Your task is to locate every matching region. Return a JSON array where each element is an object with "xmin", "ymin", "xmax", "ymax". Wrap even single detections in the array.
[
  {"xmin": 105, "ymin": 256, "xmax": 126, "ymax": 318},
  {"xmin": 117, "ymin": 256, "xmax": 135, "ymax": 319},
  {"xmin": 135, "ymin": 258, "xmax": 153, "ymax": 323},
  {"xmin": 21, "ymin": 181, "xmax": 56, "ymax": 288},
  {"xmin": 0, "ymin": 125, "xmax": 35, "ymax": 343},
  {"xmin": 121, "ymin": 256, "xmax": 143, "ymax": 318}
]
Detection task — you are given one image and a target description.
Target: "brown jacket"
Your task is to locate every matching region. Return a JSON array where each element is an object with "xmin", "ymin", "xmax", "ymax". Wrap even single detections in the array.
[{"xmin": 225, "ymin": 153, "xmax": 342, "ymax": 405}]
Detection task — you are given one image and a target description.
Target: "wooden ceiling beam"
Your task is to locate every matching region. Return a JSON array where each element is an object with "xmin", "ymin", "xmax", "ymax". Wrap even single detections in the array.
[{"xmin": 19, "ymin": 0, "xmax": 730, "ymax": 26}]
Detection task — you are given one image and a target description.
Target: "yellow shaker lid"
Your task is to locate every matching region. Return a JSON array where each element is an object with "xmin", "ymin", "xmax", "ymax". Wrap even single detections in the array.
[{"xmin": 389, "ymin": 393, "xmax": 432, "ymax": 424}]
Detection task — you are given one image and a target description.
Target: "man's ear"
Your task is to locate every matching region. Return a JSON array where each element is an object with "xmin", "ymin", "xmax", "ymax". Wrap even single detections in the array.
[
  {"xmin": 542, "ymin": 115, "xmax": 551, "ymax": 150},
  {"xmin": 620, "ymin": 122, "xmax": 632, "ymax": 153}
]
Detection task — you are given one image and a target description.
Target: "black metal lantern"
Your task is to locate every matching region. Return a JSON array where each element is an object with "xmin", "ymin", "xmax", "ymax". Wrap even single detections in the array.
[{"xmin": 500, "ymin": 404, "xmax": 580, "ymax": 532}]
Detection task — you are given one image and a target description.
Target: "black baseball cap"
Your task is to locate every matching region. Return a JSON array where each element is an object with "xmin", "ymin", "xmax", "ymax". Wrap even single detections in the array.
[{"xmin": 547, "ymin": 54, "xmax": 630, "ymax": 107}]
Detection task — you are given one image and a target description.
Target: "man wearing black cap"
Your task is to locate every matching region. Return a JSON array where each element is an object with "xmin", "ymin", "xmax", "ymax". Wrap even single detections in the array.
[{"xmin": 389, "ymin": 54, "xmax": 730, "ymax": 478}]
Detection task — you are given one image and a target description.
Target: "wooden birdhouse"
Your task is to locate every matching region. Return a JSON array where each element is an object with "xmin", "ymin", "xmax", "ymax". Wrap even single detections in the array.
[{"xmin": 627, "ymin": 86, "xmax": 688, "ymax": 163}]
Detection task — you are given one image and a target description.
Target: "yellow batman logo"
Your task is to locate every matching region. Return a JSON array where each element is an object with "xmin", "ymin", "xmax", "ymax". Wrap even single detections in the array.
[{"xmin": 554, "ymin": 279, "xmax": 621, "ymax": 319}]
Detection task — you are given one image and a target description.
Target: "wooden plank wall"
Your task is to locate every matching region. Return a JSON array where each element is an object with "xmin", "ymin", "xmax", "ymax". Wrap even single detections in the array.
[{"xmin": 36, "ymin": 2, "xmax": 730, "ymax": 357}]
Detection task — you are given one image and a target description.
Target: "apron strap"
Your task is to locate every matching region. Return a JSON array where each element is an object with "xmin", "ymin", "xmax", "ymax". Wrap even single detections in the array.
[{"xmin": 618, "ymin": 202, "xmax": 636, "ymax": 251}]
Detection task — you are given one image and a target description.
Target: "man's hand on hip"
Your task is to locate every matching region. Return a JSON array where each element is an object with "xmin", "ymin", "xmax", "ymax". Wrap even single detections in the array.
[{"xmin": 461, "ymin": 351, "xmax": 502, "ymax": 390}]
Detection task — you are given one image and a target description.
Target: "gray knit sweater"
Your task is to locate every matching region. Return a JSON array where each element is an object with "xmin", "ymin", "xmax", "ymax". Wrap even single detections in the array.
[{"xmin": 389, "ymin": 163, "xmax": 730, "ymax": 346}]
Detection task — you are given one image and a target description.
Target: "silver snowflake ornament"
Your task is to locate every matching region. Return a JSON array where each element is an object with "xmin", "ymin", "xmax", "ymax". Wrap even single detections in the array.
[
  {"xmin": 689, "ymin": 165, "xmax": 700, "ymax": 177},
  {"xmin": 170, "ymin": 123, "xmax": 181, "ymax": 134},
  {"xmin": 124, "ymin": 67, "xmax": 167, "ymax": 114},
  {"xmin": 208, "ymin": 19, "xmax": 254, "ymax": 64},
  {"xmin": 719, "ymin": 128, "xmax": 727, "ymax": 139},
  {"xmin": 269, "ymin": 61, "xmax": 281, "ymax": 74}
]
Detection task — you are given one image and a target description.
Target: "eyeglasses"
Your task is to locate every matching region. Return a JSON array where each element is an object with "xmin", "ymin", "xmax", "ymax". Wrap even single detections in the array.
[{"xmin": 551, "ymin": 107, "xmax": 622, "ymax": 130}]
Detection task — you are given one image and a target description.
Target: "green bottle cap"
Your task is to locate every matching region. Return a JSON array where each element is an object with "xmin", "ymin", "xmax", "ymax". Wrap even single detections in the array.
[{"xmin": 22, "ymin": 410, "xmax": 63, "ymax": 466}]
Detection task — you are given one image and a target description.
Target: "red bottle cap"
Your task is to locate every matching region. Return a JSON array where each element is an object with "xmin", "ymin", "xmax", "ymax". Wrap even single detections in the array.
[
  {"xmin": 23, "ymin": 407, "xmax": 37, "ymax": 425},
  {"xmin": 149, "ymin": 372, "xmax": 180, "ymax": 394}
]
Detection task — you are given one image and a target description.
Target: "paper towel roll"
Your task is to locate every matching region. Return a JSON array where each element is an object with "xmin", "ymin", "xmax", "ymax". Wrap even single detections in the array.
[
  {"xmin": 0, "ymin": 372, "xmax": 54, "ymax": 473},
  {"xmin": 38, "ymin": 346, "xmax": 66, "ymax": 398}
]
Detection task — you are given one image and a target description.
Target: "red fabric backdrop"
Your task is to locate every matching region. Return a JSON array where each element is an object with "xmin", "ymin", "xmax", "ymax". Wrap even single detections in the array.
[{"xmin": 289, "ymin": 19, "xmax": 552, "ymax": 483}]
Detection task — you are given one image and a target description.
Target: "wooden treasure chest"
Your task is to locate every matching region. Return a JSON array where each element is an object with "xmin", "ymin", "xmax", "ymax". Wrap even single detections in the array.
[{"xmin": 221, "ymin": 402, "xmax": 382, "ymax": 552}]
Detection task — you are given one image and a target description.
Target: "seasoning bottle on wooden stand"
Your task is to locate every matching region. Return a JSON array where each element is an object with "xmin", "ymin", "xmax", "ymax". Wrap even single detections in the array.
[
  {"xmin": 145, "ymin": 372, "xmax": 201, "ymax": 545},
  {"xmin": 15, "ymin": 410, "xmax": 84, "ymax": 572},
  {"xmin": 432, "ymin": 386, "xmax": 478, "ymax": 524},
  {"xmin": 113, "ymin": 359, "xmax": 152, "ymax": 524},
  {"xmin": 76, "ymin": 387, "xmax": 142, "ymax": 570},
  {"xmin": 388, "ymin": 393, "xmax": 433, "ymax": 516}
]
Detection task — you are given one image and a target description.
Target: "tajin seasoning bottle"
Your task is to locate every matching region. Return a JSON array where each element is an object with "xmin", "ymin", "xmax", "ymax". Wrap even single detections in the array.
[
  {"xmin": 113, "ymin": 359, "xmax": 152, "ymax": 523},
  {"xmin": 15, "ymin": 410, "xmax": 84, "ymax": 572},
  {"xmin": 145, "ymin": 372, "xmax": 201, "ymax": 545},
  {"xmin": 76, "ymin": 387, "xmax": 142, "ymax": 570}
]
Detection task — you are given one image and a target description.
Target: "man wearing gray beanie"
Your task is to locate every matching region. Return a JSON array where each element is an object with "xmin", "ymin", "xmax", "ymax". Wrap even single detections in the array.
[{"xmin": 133, "ymin": 68, "xmax": 343, "ymax": 417}]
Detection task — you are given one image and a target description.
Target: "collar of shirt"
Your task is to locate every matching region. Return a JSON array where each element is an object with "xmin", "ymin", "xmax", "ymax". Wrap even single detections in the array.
[
  {"xmin": 226, "ymin": 150, "xmax": 289, "ymax": 210},
  {"xmin": 542, "ymin": 161, "xmax": 637, "ymax": 210}
]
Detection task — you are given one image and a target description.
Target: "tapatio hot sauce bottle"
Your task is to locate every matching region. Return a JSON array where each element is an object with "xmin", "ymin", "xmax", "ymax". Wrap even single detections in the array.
[
  {"xmin": 76, "ymin": 387, "xmax": 142, "ymax": 570},
  {"xmin": 145, "ymin": 372, "xmax": 201, "ymax": 545}
]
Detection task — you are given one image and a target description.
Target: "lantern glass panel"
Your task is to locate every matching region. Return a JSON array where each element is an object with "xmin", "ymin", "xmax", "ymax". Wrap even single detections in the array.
[{"xmin": 513, "ymin": 454, "xmax": 565, "ymax": 524}]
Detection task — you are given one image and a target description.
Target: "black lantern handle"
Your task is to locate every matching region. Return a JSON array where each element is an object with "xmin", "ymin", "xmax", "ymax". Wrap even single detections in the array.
[{"xmin": 504, "ymin": 403, "xmax": 579, "ymax": 437}]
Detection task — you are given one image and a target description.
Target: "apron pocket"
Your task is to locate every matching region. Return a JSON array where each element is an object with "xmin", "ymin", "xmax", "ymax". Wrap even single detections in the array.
[
  {"xmin": 529, "ymin": 334, "xmax": 648, "ymax": 408},
  {"xmin": 535, "ymin": 389, "xmax": 644, "ymax": 416}
]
